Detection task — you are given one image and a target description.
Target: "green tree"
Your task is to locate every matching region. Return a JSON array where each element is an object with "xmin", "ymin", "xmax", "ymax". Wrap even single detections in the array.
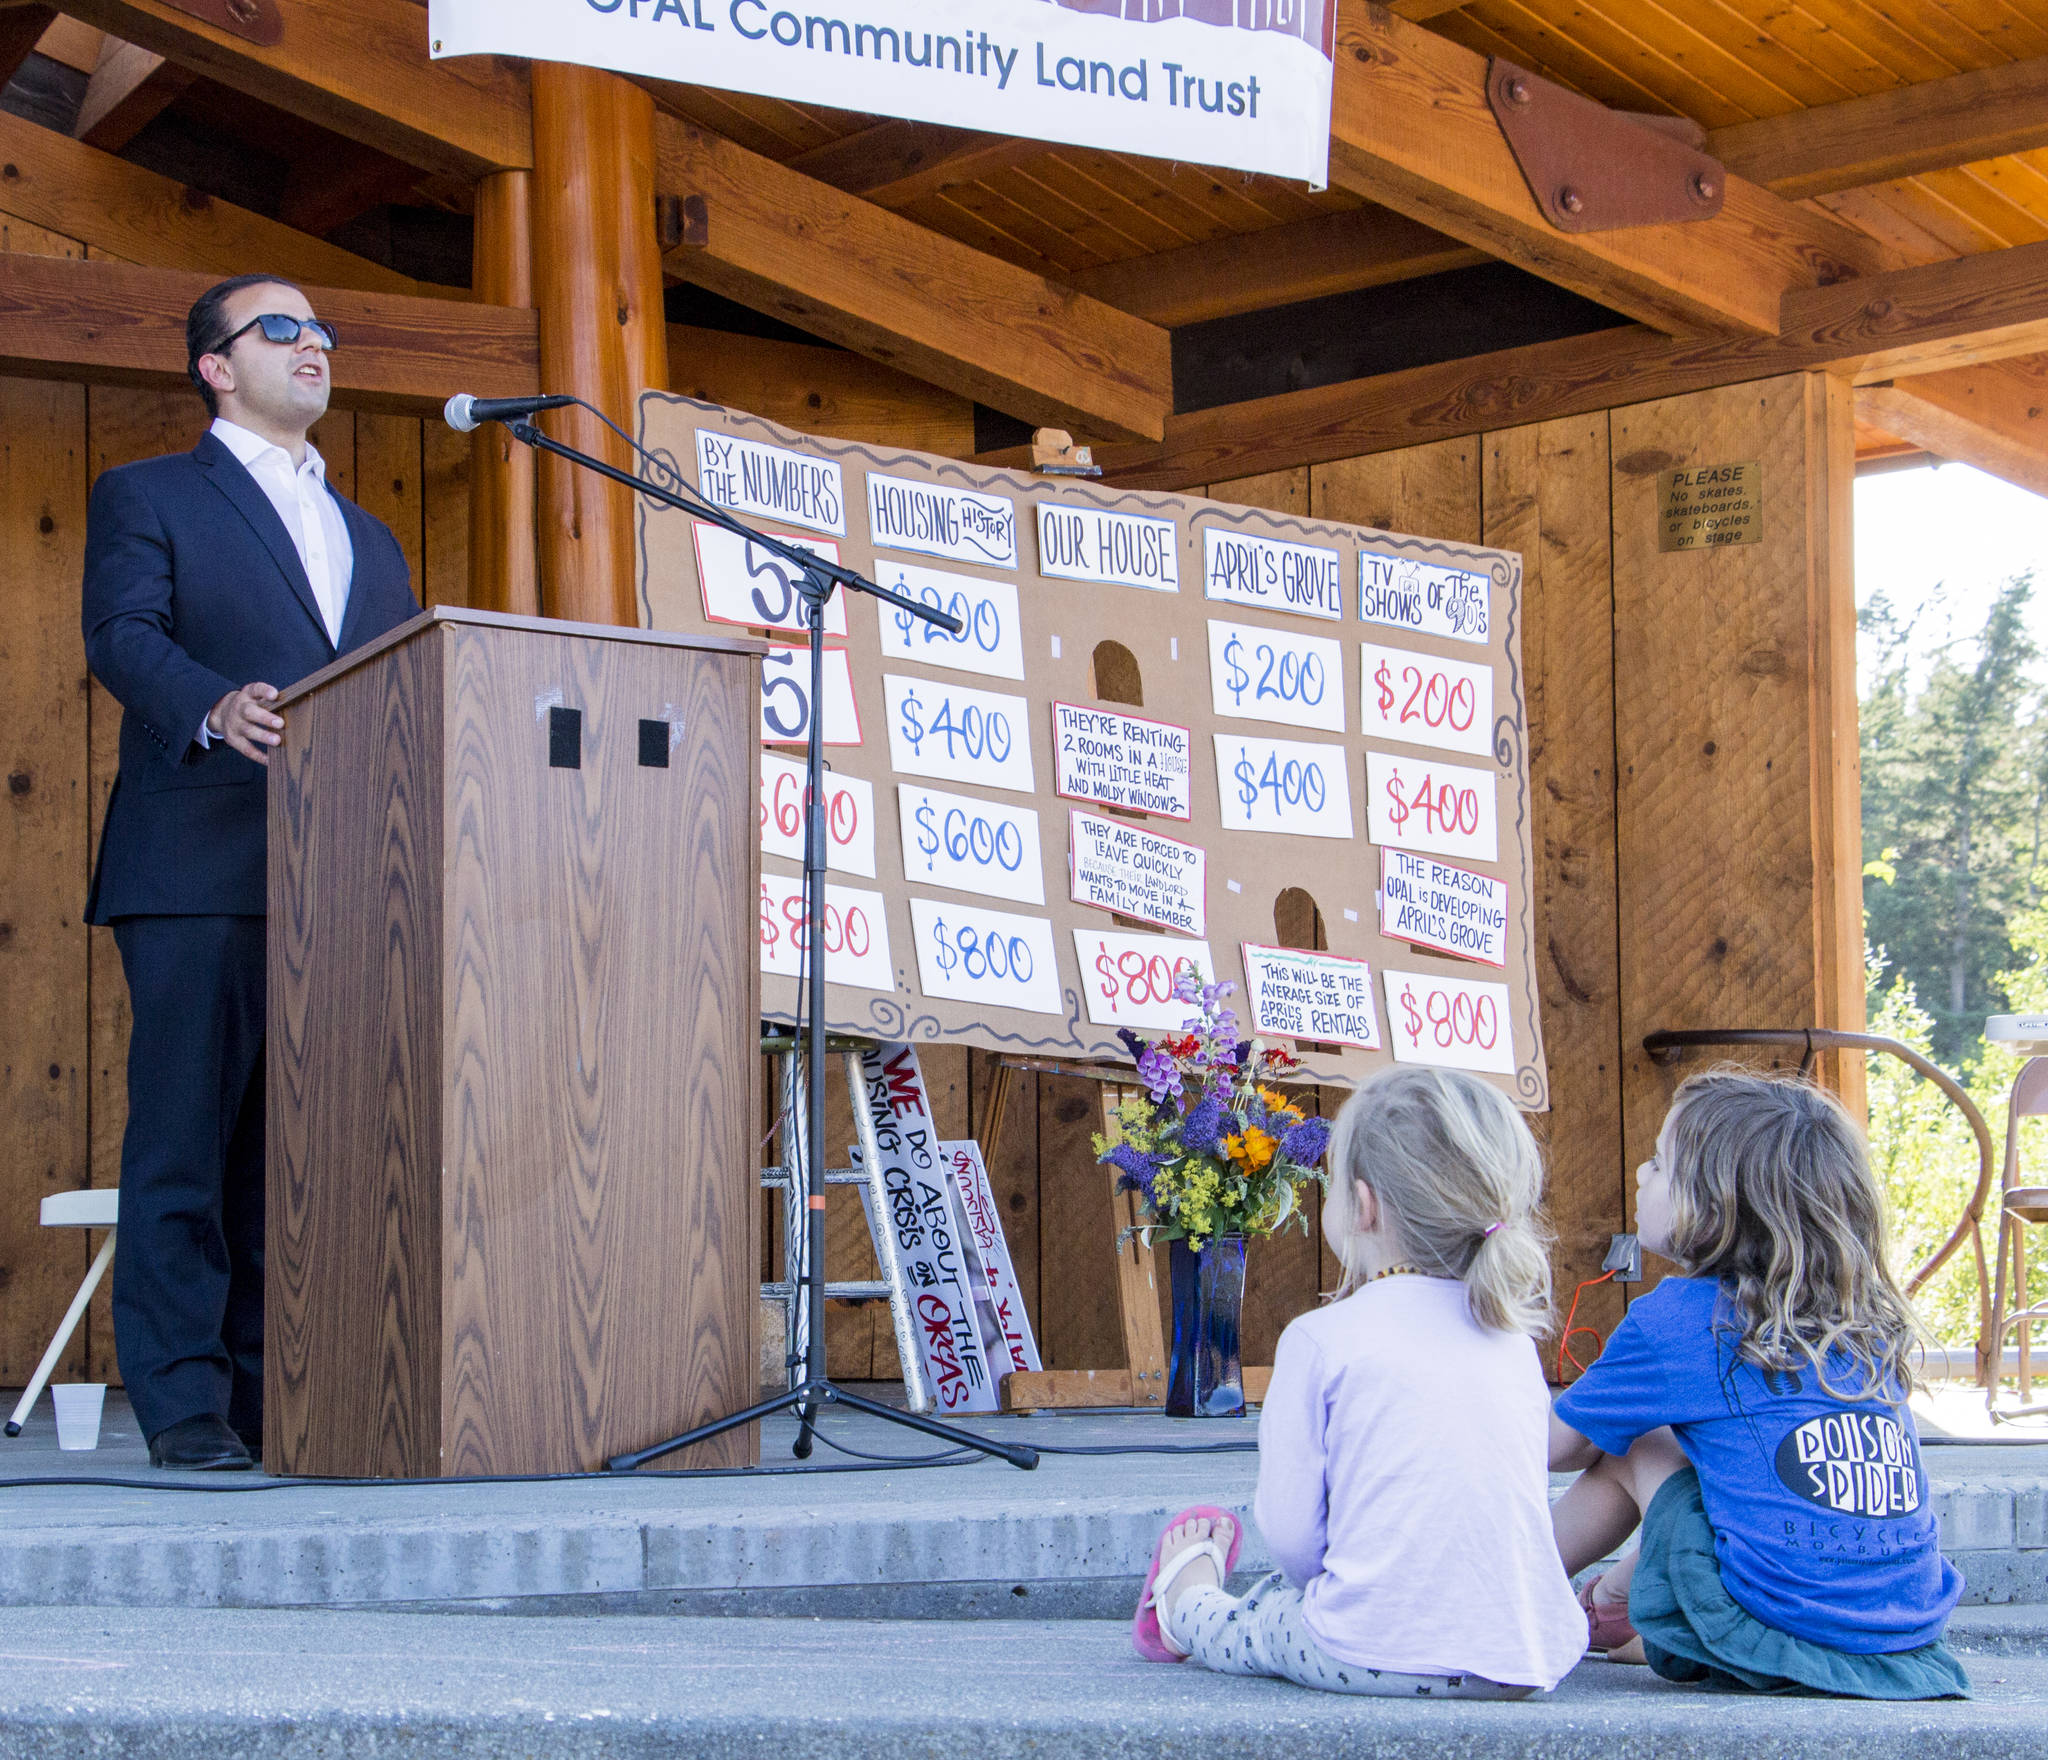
[{"xmin": 1862, "ymin": 575, "xmax": 2040, "ymax": 1065}]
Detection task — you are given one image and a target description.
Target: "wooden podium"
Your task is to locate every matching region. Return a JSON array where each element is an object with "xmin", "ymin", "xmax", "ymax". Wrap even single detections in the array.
[{"xmin": 264, "ymin": 608, "xmax": 763, "ymax": 1477}]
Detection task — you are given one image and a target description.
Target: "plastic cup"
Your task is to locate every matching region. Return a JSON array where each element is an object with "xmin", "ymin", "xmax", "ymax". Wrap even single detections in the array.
[{"xmin": 51, "ymin": 1383, "xmax": 106, "ymax": 1451}]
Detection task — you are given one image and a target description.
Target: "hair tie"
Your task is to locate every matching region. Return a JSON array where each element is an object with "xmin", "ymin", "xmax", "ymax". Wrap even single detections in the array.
[{"xmin": 1482, "ymin": 1220, "xmax": 1504, "ymax": 1238}]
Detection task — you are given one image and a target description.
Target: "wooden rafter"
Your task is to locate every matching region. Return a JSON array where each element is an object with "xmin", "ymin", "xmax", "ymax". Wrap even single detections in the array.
[
  {"xmin": 981, "ymin": 237, "xmax": 2048, "ymax": 490},
  {"xmin": 0, "ymin": 251, "xmax": 533, "ymax": 410},
  {"xmin": 53, "ymin": 0, "xmax": 530, "ymax": 176},
  {"xmin": 1325, "ymin": 6, "xmax": 1887, "ymax": 338},
  {"xmin": 1706, "ymin": 59, "xmax": 2048, "ymax": 202},
  {"xmin": 653, "ymin": 114, "xmax": 1172, "ymax": 444},
  {"xmin": 783, "ymin": 120, "xmax": 1042, "ymax": 209},
  {"xmin": 1067, "ymin": 207, "xmax": 1485, "ymax": 328},
  {"xmin": 1857, "ymin": 359, "xmax": 2048, "ymax": 500},
  {"xmin": 0, "ymin": 110, "xmax": 457, "ymax": 297},
  {"xmin": 0, "ymin": 4, "xmax": 56, "ymax": 90},
  {"xmin": 74, "ymin": 38, "xmax": 194, "ymax": 150}
]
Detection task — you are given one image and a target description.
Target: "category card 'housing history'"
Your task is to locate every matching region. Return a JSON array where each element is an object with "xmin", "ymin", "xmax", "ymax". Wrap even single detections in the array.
[{"xmin": 638, "ymin": 394, "xmax": 1546, "ymax": 1105}]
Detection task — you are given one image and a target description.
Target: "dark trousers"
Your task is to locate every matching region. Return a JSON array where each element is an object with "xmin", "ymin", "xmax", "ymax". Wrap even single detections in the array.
[{"xmin": 111, "ymin": 915, "xmax": 266, "ymax": 1443}]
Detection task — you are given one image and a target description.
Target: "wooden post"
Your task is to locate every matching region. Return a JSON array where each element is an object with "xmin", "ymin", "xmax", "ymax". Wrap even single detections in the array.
[
  {"xmin": 468, "ymin": 168, "xmax": 537, "ymax": 616},
  {"xmin": 530, "ymin": 63, "xmax": 669, "ymax": 627}
]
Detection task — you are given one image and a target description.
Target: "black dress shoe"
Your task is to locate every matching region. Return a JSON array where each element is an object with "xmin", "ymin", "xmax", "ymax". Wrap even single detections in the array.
[{"xmin": 148, "ymin": 1414, "xmax": 254, "ymax": 1471}]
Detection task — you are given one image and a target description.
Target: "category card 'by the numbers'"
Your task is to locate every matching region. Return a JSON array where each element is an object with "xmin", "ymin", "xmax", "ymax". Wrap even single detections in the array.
[
  {"xmin": 1365, "ymin": 750, "xmax": 1499, "ymax": 861},
  {"xmin": 694, "ymin": 430, "xmax": 846, "ymax": 536},
  {"xmin": 1383, "ymin": 968, "xmax": 1516, "ymax": 1074},
  {"xmin": 875, "ymin": 559, "xmax": 1025, "ymax": 681},
  {"xmin": 1241, "ymin": 944, "xmax": 1381, "ymax": 1049},
  {"xmin": 884, "ymin": 675, "xmax": 1035, "ymax": 794},
  {"xmin": 1208, "ymin": 618, "xmax": 1346, "ymax": 734},
  {"xmin": 1074, "ymin": 928, "xmax": 1216, "ymax": 1030},
  {"xmin": 760, "ymin": 750, "xmax": 876, "ymax": 878},
  {"xmin": 1379, "ymin": 848, "xmax": 1508, "ymax": 968},
  {"xmin": 760, "ymin": 644, "xmax": 861, "ymax": 746},
  {"xmin": 1052, "ymin": 703, "xmax": 1192, "ymax": 821},
  {"xmin": 1214, "ymin": 734, "xmax": 1356, "ymax": 839},
  {"xmin": 868, "ymin": 472, "xmax": 1017, "ymax": 569},
  {"xmin": 1068, "ymin": 808, "xmax": 1206, "ymax": 936},
  {"xmin": 1360, "ymin": 640, "xmax": 1495, "ymax": 758},
  {"xmin": 897, "ymin": 783, "xmax": 1046, "ymax": 907},
  {"xmin": 1036, "ymin": 501, "xmax": 1179, "ymax": 593},
  {"xmin": 759, "ymin": 871, "xmax": 895, "ymax": 991},
  {"xmin": 690, "ymin": 522, "xmax": 846, "ymax": 637},
  {"xmin": 1358, "ymin": 550, "xmax": 1490, "ymax": 645},
  {"xmin": 939, "ymin": 1137, "xmax": 1042, "ymax": 1374},
  {"xmin": 909, "ymin": 897, "xmax": 1063, "ymax": 1016},
  {"xmin": 1202, "ymin": 525, "xmax": 1343, "ymax": 621}
]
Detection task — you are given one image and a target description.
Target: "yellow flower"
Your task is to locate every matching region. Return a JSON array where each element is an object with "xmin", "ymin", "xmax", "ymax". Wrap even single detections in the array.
[
  {"xmin": 1224, "ymin": 1126, "xmax": 1277, "ymax": 1172},
  {"xmin": 1257, "ymin": 1086, "xmax": 1302, "ymax": 1120}
]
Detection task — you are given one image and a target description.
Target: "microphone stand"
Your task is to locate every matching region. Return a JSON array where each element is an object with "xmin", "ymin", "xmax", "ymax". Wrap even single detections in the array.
[{"xmin": 500, "ymin": 418, "xmax": 1037, "ymax": 1474}]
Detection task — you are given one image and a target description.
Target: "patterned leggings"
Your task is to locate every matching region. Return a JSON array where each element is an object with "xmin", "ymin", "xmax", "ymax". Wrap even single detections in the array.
[{"xmin": 1164, "ymin": 1571, "xmax": 1540, "ymax": 1700}]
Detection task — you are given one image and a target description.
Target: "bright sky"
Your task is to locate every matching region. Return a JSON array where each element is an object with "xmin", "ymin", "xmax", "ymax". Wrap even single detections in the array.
[{"xmin": 1855, "ymin": 463, "xmax": 2048, "ymax": 688}]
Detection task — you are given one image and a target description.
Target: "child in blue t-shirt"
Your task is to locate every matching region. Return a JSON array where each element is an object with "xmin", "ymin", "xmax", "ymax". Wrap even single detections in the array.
[{"xmin": 1549, "ymin": 1069, "xmax": 1969, "ymax": 1699}]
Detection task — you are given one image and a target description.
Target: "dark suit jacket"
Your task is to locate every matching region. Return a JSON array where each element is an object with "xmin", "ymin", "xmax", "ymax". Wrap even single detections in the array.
[{"xmin": 82, "ymin": 430, "xmax": 421, "ymax": 922}]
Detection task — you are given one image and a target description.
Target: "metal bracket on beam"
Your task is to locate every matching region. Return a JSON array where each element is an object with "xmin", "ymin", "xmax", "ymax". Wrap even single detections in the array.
[
  {"xmin": 157, "ymin": 0, "xmax": 282, "ymax": 47},
  {"xmin": 1486, "ymin": 58, "xmax": 1725, "ymax": 234}
]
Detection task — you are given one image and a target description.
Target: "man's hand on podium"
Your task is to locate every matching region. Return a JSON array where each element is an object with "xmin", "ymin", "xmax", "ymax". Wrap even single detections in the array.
[{"xmin": 208, "ymin": 682, "xmax": 284, "ymax": 766}]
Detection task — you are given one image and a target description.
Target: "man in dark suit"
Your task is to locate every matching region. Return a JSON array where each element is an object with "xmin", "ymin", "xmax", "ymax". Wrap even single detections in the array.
[{"xmin": 83, "ymin": 273, "xmax": 421, "ymax": 1469}]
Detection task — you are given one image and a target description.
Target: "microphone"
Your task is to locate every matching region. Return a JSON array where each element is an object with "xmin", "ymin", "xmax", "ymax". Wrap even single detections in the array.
[{"xmin": 443, "ymin": 392, "xmax": 576, "ymax": 433}]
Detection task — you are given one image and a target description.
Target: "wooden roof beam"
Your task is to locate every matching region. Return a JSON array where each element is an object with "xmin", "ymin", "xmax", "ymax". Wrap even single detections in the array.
[
  {"xmin": 1067, "ymin": 206, "xmax": 1486, "ymax": 328},
  {"xmin": 53, "ymin": 0, "xmax": 530, "ymax": 176},
  {"xmin": 1857, "ymin": 359, "xmax": 2048, "ymax": 499},
  {"xmin": 653, "ymin": 114, "xmax": 1172, "ymax": 444},
  {"xmin": 1326, "ymin": 6, "xmax": 1886, "ymax": 338},
  {"xmin": 0, "ymin": 110, "xmax": 459, "ymax": 297},
  {"xmin": 1707, "ymin": 59, "xmax": 2048, "ymax": 201},
  {"xmin": 0, "ymin": 251, "xmax": 534, "ymax": 411},
  {"xmin": 782, "ymin": 120, "xmax": 1043, "ymax": 209},
  {"xmin": 0, "ymin": 5, "xmax": 57, "ymax": 91},
  {"xmin": 991, "ymin": 234, "xmax": 2048, "ymax": 489},
  {"xmin": 74, "ymin": 37, "xmax": 194, "ymax": 150}
]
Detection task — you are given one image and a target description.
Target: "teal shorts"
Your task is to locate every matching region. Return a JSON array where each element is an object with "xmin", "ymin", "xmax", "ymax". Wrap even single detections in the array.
[{"xmin": 1630, "ymin": 1466, "xmax": 1971, "ymax": 1699}]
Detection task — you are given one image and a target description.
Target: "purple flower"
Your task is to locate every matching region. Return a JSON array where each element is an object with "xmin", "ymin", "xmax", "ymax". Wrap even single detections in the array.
[
  {"xmin": 1173, "ymin": 968, "xmax": 1205, "ymax": 1004},
  {"xmin": 1280, "ymin": 1117, "xmax": 1331, "ymax": 1167},
  {"xmin": 1136, "ymin": 1046, "xmax": 1184, "ymax": 1102},
  {"xmin": 1105, "ymin": 1142, "xmax": 1160, "ymax": 1195},
  {"xmin": 1181, "ymin": 1085, "xmax": 1226, "ymax": 1155}
]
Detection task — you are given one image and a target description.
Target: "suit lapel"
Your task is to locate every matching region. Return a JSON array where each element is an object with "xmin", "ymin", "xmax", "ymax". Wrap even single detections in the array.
[
  {"xmin": 194, "ymin": 432, "xmax": 333, "ymax": 651},
  {"xmin": 330, "ymin": 490, "xmax": 373, "ymax": 652}
]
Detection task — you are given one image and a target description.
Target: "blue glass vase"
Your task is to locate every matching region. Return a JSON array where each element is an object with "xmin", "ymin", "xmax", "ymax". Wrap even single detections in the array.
[{"xmin": 1167, "ymin": 1234, "xmax": 1247, "ymax": 1418}]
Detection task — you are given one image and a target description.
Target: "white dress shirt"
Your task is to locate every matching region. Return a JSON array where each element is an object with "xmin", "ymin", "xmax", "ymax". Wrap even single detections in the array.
[
  {"xmin": 209, "ymin": 417, "xmax": 354, "ymax": 643},
  {"xmin": 197, "ymin": 419, "xmax": 355, "ymax": 748}
]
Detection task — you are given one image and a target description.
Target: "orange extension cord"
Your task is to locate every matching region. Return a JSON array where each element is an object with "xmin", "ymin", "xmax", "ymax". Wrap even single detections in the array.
[{"xmin": 1554, "ymin": 1269, "xmax": 1617, "ymax": 1382}]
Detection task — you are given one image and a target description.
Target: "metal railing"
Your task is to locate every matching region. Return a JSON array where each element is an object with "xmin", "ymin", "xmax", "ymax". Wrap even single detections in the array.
[{"xmin": 1642, "ymin": 1028, "xmax": 1997, "ymax": 1377}]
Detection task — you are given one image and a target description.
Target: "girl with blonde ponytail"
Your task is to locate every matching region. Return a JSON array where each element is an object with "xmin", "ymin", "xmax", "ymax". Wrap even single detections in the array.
[{"xmin": 1130, "ymin": 1066, "xmax": 1587, "ymax": 1699}]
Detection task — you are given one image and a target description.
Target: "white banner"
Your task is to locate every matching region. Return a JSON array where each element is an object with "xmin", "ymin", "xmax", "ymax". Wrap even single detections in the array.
[{"xmin": 431, "ymin": 0, "xmax": 1335, "ymax": 186}]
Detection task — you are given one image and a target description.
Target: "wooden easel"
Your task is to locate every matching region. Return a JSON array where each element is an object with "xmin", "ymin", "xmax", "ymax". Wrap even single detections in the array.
[{"xmin": 979, "ymin": 1056, "xmax": 1272, "ymax": 1413}]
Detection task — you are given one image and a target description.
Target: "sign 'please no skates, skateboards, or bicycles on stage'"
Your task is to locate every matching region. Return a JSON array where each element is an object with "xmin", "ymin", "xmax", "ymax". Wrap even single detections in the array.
[
  {"xmin": 638, "ymin": 395, "xmax": 1550, "ymax": 1108},
  {"xmin": 427, "ymin": 0, "xmax": 1337, "ymax": 186}
]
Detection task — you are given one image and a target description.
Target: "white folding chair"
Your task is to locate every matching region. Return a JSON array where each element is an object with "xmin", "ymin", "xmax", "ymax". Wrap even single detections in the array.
[{"xmin": 4, "ymin": 1189, "xmax": 118, "ymax": 1437}]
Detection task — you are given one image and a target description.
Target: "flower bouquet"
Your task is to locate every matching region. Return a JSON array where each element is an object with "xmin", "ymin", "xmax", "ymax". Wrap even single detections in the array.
[{"xmin": 1093, "ymin": 972, "xmax": 1331, "ymax": 1416}]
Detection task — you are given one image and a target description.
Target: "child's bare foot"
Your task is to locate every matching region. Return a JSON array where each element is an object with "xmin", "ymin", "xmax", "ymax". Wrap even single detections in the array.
[{"xmin": 1156, "ymin": 1512, "xmax": 1236, "ymax": 1631}]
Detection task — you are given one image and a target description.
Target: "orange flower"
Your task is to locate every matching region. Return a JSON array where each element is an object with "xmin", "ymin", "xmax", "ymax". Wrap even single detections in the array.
[
  {"xmin": 1257, "ymin": 1085, "xmax": 1303, "ymax": 1121},
  {"xmin": 1224, "ymin": 1126, "xmax": 1278, "ymax": 1172}
]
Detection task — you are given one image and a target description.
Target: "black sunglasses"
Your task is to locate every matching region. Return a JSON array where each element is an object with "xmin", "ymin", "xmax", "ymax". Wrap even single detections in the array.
[{"xmin": 212, "ymin": 312, "xmax": 339, "ymax": 354}]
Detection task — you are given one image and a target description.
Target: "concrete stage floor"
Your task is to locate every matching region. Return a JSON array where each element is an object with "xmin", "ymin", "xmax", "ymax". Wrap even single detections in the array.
[{"xmin": 6, "ymin": 1388, "xmax": 2048, "ymax": 1755}]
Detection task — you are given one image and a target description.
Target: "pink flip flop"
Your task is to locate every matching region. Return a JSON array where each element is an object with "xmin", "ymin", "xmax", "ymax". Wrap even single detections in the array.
[{"xmin": 1132, "ymin": 1505, "xmax": 1243, "ymax": 1663}]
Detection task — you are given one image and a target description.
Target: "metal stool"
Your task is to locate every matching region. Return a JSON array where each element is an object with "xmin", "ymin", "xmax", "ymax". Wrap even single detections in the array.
[
  {"xmin": 5, "ymin": 1189, "xmax": 118, "ymax": 1437},
  {"xmin": 759, "ymin": 1034, "xmax": 928, "ymax": 1412},
  {"xmin": 1989, "ymin": 1056, "xmax": 2048, "ymax": 1419}
]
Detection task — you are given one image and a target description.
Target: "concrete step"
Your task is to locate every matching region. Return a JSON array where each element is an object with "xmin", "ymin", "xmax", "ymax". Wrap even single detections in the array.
[{"xmin": 0, "ymin": 1606, "xmax": 2040, "ymax": 1760}]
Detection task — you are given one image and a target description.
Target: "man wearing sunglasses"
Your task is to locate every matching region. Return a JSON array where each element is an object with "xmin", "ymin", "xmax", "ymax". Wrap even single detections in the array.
[{"xmin": 80, "ymin": 273, "xmax": 420, "ymax": 1470}]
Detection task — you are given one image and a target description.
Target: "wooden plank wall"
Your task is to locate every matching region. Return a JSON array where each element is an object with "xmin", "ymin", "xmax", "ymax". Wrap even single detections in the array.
[
  {"xmin": 0, "ymin": 195, "xmax": 472, "ymax": 1386},
  {"xmin": 0, "ymin": 319, "xmax": 1858, "ymax": 1392}
]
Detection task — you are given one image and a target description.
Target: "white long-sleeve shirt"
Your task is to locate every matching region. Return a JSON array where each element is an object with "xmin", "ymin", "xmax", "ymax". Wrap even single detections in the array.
[{"xmin": 1252, "ymin": 1274, "xmax": 1588, "ymax": 1690}]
